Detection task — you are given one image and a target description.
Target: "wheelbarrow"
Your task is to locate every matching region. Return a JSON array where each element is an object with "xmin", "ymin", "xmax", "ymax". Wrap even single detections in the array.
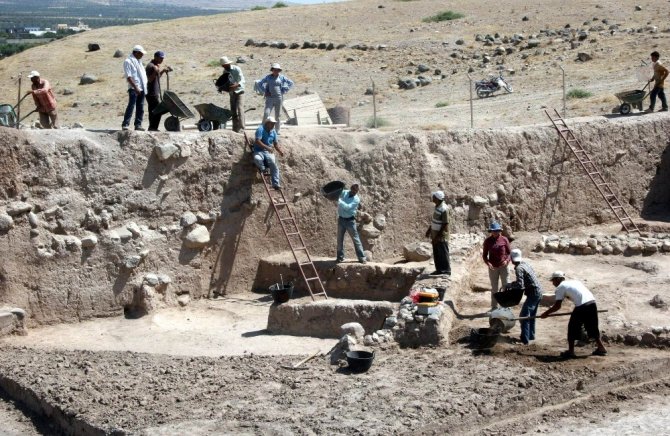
[
  {"xmin": 614, "ymin": 82, "xmax": 650, "ymax": 115},
  {"xmin": 194, "ymin": 103, "xmax": 233, "ymax": 131},
  {"xmin": 0, "ymin": 94, "xmax": 37, "ymax": 128},
  {"xmin": 152, "ymin": 72, "xmax": 195, "ymax": 132}
]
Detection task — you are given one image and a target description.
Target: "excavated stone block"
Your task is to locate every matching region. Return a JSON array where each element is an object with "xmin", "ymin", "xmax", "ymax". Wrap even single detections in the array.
[{"xmin": 267, "ymin": 300, "xmax": 396, "ymax": 338}]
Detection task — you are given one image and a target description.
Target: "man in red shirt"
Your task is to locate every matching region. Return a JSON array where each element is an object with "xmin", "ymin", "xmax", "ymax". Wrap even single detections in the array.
[
  {"xmin": 482, "ymin": 222, "xmax": 511, "ymax": 310},
  {"xmin": 25, "ymin": 71, "xmax": 59, "ymax": 129}
]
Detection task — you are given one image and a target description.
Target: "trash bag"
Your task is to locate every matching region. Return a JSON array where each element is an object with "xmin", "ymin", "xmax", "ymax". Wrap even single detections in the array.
[{"xmin": 215, "ymin": 72, "xmax": 230, "ymax": 93}]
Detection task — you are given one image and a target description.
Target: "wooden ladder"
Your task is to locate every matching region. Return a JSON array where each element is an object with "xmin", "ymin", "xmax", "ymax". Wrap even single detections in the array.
[
  {"xmin": 545, "ymin": 109, "xmax": 641, "ymax": 234},
  {"xmin": 246, "ymin": 132, "xmax": 328, "ymax": 301}
]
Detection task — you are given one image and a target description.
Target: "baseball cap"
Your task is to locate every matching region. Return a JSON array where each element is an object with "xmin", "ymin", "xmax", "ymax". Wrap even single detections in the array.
[
  {"xmin": 432, "ymin": 191, "xmax": 445, "ymax": 201},
  {"xmin": 154, "ymin": 51, "xmax": 165, "ymax": 58},
  {"xmin": 265, "ymin": 116, "xmax": 277, "ymax": 123},
  {"xmin": 510, "ymin": 248, "xmax": 523, "ymax": 262},
  {"xmin": 132, "ymin": 45, "xmax": 146, "ymax": 54},
  {"xmin": 27, "ymin": 70, "xmax": 40, "ymax": 78},
  {"xmin": 549, "ymin": 271, "xmax": 565, "ymax": 280}
]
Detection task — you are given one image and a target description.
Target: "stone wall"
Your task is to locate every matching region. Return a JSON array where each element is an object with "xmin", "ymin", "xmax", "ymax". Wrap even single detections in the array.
[{"xmin": 0, "ymin": 114, "xmax": 667, "ymax": 326}]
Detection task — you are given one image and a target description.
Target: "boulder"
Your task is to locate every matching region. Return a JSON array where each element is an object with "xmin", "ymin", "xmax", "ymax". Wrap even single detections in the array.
[
  {"xmin": 341, "ymin": 322, "xmax": 365, "ymax": 341},
  {"xmin": 373, "ymin": 214, "xmax": 386, "ymax": 230},
  {"xmin": 403, "ymin": 242, "xmax": 432, "ymax": 262},
  {"xmin": 81, "ymin": 234, "xmax": 98, "ymax": 248},
  {"xmin": 0, "ymin": 214, "xmax": 14, "ymax": 233},
  {"xmin": 360, "ymin": 223, "xmax": 381, "ymax": 239},
  {"xmin": 180, "ymin": 211, "xmax": 198, "ymax": 227},
  {"xmin": 79, "ymin": 74, "xmax": 98, "ymax": 85},
  {"xmin": 527, "ymin": 39, "xmax": 541, "ymax": 48},
  {"xmin": 87, "ymin": 43, "xmax": 100, "ymax": 52},
  {"xmin": 154, "ymin": 143, "xmax": 179, "ymax": 161},
  {"xmin": 113, "ymin": 49, "xmax": 124, "ymax": 58},
  {"xmin": 184, "ymin": 224, "xmax": 210, "ymax": 248},
  {"xmin": 577, "ymin": 52, "xmax": 593, "ymax": 62}
]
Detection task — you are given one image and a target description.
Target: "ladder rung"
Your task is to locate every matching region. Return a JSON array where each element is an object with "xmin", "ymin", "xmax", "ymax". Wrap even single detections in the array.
[
  {"xmin": 298, "ymin": 262, "xmax": 313, "ymax": 267},
  {"xmin": 305, "ymin": 277, "xmax": 320, "ymax": 281},
  {"xmin": 312, "ymin": 292, "xmax": 327, "ymax": 296},
  {"xmin": 293, "ymin": 247, "xmax": 307, "ymax": 251},
  {"xmin": 286, "ymin": 232, "xmax": 300, "ymax": 236},
  {"xmin": 587, "ymin": 172, "xmax": 601, "ymax": 176},
  {"xmin": 280, "ymin": 217, "xmax": 295, "ymax": 222}
]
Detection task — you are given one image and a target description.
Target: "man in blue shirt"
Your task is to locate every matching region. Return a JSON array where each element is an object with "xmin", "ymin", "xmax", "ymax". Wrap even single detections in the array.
[
  {"xmin": 256, "ymin": 63, "xmax": 294, "ymax": 134},
  {"xmin": 253, "ymin": 116, "xmax": 284, "ymax": 189},
  {"xmin": 336, "ymin": 183, "xmax": 367, "ymax": 264}
]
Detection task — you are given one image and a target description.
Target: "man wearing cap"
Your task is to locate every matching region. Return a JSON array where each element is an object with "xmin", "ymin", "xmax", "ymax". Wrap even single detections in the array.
[
  {"xmin": 425, "ymin": 191, "xmax": 451, "ymax": 276},
  {"xmin": 253, "ymin": 116, "xmax": 284, "ymax": 189},
  {"xmin": 145, "ymin": 50, "xmax": 172, "ymax": 131},
  {"xmin": 256, "ymin": 63, "xmax": 294, "ymax": 134},
  {"xmin": 541, "ymin": 272, "xmax": 607, "ymax": 358},
  {"xmin": 509, "ymin": 249, "xmax": 543, "ymax": 345},
  {"xmin": 482, "ymin": 221, "xmax": 511, "ymax": 310},
  {"xmin": 122, "ymin": 45, "xmax": 148, "ymax": 131},
  {"xmin": 25, "ymin": 71, "xmax": 59, "ymax": 129},
  {"xmin": 336, "ymin": 183, "xmax": 367, "ymax": 264},
  {"xmin": 219, "ymin": 56, "xmax": 246, "ymax": 132}
]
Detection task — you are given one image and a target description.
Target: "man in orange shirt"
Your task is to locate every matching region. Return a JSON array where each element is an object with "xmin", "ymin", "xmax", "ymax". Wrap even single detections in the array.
[{"xmin": 25, "ymin": 71, "xmax": 59, "ymax": 129}]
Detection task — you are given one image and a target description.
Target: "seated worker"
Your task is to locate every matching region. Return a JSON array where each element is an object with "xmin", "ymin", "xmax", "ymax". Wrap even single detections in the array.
[{"xmin": 253, "ymin": 116, "xmax": 284, "ymax": 189}]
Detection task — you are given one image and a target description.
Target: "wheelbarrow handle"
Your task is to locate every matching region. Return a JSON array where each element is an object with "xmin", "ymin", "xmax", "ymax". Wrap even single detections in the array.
[{"xmin": 512, "ymin": 309, "xmax": 608, "ymax": 321}]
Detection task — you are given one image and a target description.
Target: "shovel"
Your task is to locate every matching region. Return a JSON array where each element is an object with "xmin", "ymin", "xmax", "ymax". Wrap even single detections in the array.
[
  {"xmin": 281, "ymin": 349, "xmax": 323, "ymax": 370},
  {"xmin": 511, "ymin": 309, "xmax": 608, "ymax": 321}
]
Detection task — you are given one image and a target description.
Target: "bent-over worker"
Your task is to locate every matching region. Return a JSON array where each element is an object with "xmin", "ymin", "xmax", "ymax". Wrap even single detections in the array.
[
  {"xmin": 509, "ymin": 249, "xmax": 542, "ymax": 345},
  {"xmin": 25, "ymin": 71, "xmax": 59, "ymax": 129}
]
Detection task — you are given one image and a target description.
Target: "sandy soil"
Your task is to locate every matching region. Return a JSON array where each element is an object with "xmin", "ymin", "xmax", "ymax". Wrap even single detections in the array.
[
  {"xmin": 0, "ymin": 0, "xmax": 668, "ymax": 130},
  {"xmin": 0, "ymin": 396, "xmax": 43, "ymax": 436}
]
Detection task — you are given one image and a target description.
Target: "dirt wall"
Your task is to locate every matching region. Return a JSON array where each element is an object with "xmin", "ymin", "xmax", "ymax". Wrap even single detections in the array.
[{"xmin": 0, "ymin": 115, "xmax": 667, "ymax": 325}]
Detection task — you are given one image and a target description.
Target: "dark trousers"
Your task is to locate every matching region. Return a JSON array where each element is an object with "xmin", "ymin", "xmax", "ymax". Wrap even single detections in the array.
[
  {"xmin": 432, "ymin": 240, "xmax": 451, "ymax": 274},
  {"xmin": 146, "ymin": 95, "xmax": 162, "ymax": 131},
  {"xmin": 520, "ymin": 293, "xmax": 542, "ymax": 343},
  {"xmin": 649, "ymin": 86, "xmax": 668, "ymax": 110},
  {"xmin": 122, "ymin": 89, "xmax": 145, "ymax": 128}
]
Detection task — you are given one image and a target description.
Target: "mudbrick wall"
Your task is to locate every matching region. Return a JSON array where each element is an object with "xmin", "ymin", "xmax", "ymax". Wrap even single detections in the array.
[{"xmin": 0, "ymin": 114, "xmax": 667, "ymax": 326}]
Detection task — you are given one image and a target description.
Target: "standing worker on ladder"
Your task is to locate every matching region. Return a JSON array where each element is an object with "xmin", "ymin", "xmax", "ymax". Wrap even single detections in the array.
[
  {"xmin": 336, "ymin": 183, "xmax": 367, "ymax": 264},
  {"xmin": 253, "ymin": 116, "xmax": 284, "ymax": 190}
]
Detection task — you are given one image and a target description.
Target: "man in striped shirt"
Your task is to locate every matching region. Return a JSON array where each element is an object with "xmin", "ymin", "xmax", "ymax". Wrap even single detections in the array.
[
  {"xmin": 509, "ymin": 249, "xmax": 543, "ymax": 344},
  {"xmin": 26, "ymin": 71, "xmax": 59, "ymax": 129}
]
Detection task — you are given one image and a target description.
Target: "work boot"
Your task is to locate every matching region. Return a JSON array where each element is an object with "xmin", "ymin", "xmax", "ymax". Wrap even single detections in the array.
[
  {"xmin": 660, "ymin": 108, "xmax": 669, "ymax": 112},
  {"xmin": 644, "ymin": 107, "xmax": 655, "ymax": 113},
  {"xmin": 135, "ymin": 126, "xmax": 145, "ymax": 131},
  {"xmin": 121, "ymin": 125, "xmax": 129, "ymax": 131}
]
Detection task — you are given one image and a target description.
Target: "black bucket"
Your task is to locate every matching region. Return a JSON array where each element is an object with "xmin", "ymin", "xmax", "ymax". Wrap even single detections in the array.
[
  {"xmin": 471, "ymin": 328, "xmax": 499, "ymax": 349},
  {"xmin": 269, "ymin": 283, "xmax": 294, "ymax": 304},
  {"xmin": 346, "ymin": 350, "xmax": 375, "ymax": 372},
  {"xmin": 321, "ymin": 181, "xmax": 345, "ymax": 201},
  {"xmin": 494, "ymin": 286, "xmax": 523, "ymax": 308}
]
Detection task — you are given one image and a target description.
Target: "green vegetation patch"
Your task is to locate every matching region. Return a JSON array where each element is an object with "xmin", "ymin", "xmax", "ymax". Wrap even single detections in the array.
[
  {"xmin": 435, "ymin": 101, "xmax": 449, "ymax": 108},
  {"xmin": 566, "ymin": 88, "xmax": 593, "ymax": 99},
  {"xmin": 423, "ymin": 10, "xmax": 464, "ymax": 23},
  {"xmin": 272, "ymin": 2, "xmax": 288, "ymax": 8},
  {"xmin": 251, "ymin": 5, "xmax": 267, "ymax": 10}
]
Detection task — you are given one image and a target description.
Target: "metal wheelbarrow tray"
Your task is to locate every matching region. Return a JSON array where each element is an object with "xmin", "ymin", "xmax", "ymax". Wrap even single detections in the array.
[
  {"xmin": 153, "ymin": 90, "xmax": 195, "ymax": 131},
  {"xmin": 614, "ymin": 82, "xmax": 650, "ymax": 115},
  {"xmin": 194, "ymin": 103, "xmax": 233, "ymax": 131}
]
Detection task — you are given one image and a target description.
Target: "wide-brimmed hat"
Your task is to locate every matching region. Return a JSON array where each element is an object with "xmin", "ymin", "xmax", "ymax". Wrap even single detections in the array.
[
  {"xmin": 132, "ymin": 45, "xmax": 146, "ymax": 54},
  {"xmin": 220, "ymin": 56, "xmax": 232, "ymax": 65},
  {"xmin": 27, "ymin": 70, "xmax": 40, "ymax": 78},
  {"xmin": 510, "ymin": 248, "xmax": 523, "ymax": 263},
  {"xmin": 270, "ymin": 63, "xmax": 282, "ymax": 71},
  {"xmin": 549, "ymin": 271, "xmax": 565, "ymax": 280},
  {"xmin": 489, "ymin": 222, "xmax": 502, "ymax": 231}
]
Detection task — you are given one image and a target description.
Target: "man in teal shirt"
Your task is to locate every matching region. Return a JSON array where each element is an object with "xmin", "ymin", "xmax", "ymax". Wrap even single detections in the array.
[{"xmin": 336, "ymin": 183, "xmax": 367, "ymax": 264}]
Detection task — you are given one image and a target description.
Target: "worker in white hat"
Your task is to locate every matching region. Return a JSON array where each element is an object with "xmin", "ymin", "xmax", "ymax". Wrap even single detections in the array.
[
  {"xmin": 253, "ymin": 115, "xmax": 284, "ymax": 189},
  {"xmin": 425, "ymin": 190, "xmax": 451, "ymax": 276},
  {"xmin": 25, "ymin": 70, "xmax": 59, "ymax": 128},
  {"xmin": 218, "ymin": 55, "xmax": 246, "ymax": 132},
  {"xmin": 121, "ymin": 44, "xmax": 148, "ymax": 131},
  {"xmin": 541, "ymin": 271, "xmax": 607, "ymax": 358},
  {"xmin": 255, "ymin": 62, "xmax": 294, "ymax": 134},
  {"xmin": 508, "ymin": 249, "xmax": 543, "ymax": 345}
]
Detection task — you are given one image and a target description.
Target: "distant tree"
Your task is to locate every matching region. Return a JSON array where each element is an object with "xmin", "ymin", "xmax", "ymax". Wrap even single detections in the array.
[
  {"xmin": 251, "ymin": 5, "xmax": 267, "ymax": 10},
  {"xmin": 272, "ymin": 2, "xmax": 288, "ymax": 8}
]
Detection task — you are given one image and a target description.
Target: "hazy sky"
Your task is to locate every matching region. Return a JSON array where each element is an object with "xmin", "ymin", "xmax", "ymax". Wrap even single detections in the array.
[{"xmin": 291, "ymin": 0, "xmax": 349, "ymax": 3}]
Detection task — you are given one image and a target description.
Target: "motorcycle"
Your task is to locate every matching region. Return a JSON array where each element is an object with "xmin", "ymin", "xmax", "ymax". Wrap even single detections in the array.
[{"xmin": 475, "ymin": 74, "xmax": 513, "ymax": 98}]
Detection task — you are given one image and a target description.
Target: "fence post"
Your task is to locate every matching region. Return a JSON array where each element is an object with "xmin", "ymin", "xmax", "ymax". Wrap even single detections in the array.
[
  {"xmin": 371, "ymin": 78, "xmax": 377, "ymax": 128},
  {"xmin": 16, "ymin": 73, "xmax": 22, "ymax": 129},
  {"xmin": 559, "ymin": 65, "xmax": 566, "ymax": 117},
  {"xmin": 467, "ymin": 73, "xmax": 474, "ymax": 128}
]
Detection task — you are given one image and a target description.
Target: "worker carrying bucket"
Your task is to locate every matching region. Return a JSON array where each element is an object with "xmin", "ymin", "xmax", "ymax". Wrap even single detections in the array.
[{"xmin": 321, "ymin": 181, "xmax": 367, "ymax": 264}]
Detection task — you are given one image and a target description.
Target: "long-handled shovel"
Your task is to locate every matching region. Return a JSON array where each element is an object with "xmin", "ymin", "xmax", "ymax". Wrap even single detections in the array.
[{"xmin": 511, "ymin": 309, "xmax": 608, "ymax": 321}]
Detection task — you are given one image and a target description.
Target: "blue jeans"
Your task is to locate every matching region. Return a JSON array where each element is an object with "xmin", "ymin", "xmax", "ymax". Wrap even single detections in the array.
[
  {"xmin": 520, "ymin": 293, "xmax": 542, "ymax": 344},
  {"xmin": 253, "ymin": 150, "xmax": 280, "ymax": 187},
  {"xmin": 649, "ymin": 86, "xmax": 668, "ymax": 110},
  {"xmin": 123, "ymin": 89, "xmax": 145, "ymax": 128},
  {"xmin": 337, "ymin": 217, "xmax": 366, "ymax": 261}
]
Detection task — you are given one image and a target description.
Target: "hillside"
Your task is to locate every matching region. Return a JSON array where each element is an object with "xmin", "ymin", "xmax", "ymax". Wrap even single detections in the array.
[{"xmin": 0, "ymin": 0, "xmax": 668, "ymax": 129}]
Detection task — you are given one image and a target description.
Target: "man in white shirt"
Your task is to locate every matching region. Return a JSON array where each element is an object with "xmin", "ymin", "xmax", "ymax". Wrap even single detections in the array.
[
  {"xmin": 540, "ymin": 271, "xmax": 607, "ymax": 358},
  {"xmin": 122, "ymin": 45, "xmax": 148, "ymax": 131}
]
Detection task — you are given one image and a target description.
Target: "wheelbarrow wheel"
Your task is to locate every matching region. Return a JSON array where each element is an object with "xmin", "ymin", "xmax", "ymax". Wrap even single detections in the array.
[
  {"xmin": 164, "ymin": 116, "xmax": 181, "ymax": 132},
  {"xmin": 197, "ymin": 119, "xmax": 213, "ymax": 132},
  {"xmin": 619, "ymin": 103, "xmax": 631, "ymax": 115},
  {"xmin": 212, "ymin": 121, "xmax": 221, "ymax": 130}
]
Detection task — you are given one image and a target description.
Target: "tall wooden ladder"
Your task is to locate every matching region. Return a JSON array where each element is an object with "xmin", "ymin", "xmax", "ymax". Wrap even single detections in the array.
[
  {"xmin": 256, "ymin": 160, "xmax": 328, "ymax": 301},
  {"xmin": 545, "ymin": 109, "xmax": 641, "ymax": 234}
]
